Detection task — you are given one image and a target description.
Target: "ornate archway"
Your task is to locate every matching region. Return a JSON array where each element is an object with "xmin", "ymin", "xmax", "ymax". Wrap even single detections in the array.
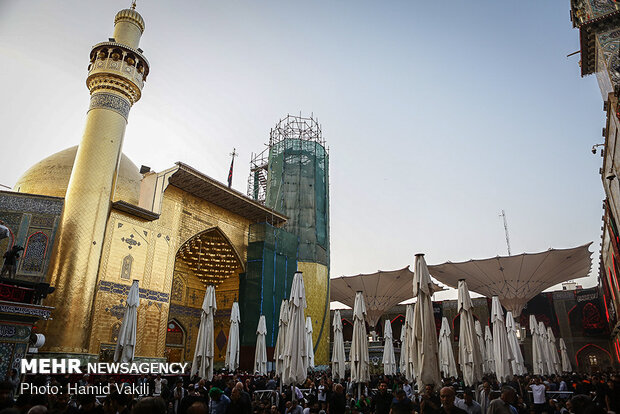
[
  {"xmin": 576, "ymin": 343, "xmax": 613, "ymax": 373},
  {"xmin": 166, "ymin": 227, "xmax": 243, "ymax": 365}
]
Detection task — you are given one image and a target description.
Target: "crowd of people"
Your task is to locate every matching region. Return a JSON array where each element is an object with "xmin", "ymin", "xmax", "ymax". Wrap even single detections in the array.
[{"xmin": 1, "ymin": 370, "xmax": 619, "ymax": 414}]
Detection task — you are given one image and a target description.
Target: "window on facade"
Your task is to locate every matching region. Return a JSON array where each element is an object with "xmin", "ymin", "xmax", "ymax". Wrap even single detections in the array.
[{"xmin": 589, "ymin": 355, "xmax": 598, "ymax": 366}]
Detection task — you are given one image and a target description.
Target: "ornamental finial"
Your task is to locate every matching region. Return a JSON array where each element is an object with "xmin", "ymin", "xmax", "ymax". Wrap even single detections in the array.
[{"xmin": 131, "ymin": 0, "xmax": 137, "ymax": 10}]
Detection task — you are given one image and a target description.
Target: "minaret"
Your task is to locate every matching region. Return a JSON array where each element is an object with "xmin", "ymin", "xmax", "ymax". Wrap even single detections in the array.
[{"xmin": 42, "ymin": 5, "xmax": 150, "ymax": 354}]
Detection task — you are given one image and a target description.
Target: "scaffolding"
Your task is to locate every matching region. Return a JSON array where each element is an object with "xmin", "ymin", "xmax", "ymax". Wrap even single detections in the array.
[{"xmin": 247, "ymin": 114, "xmax": 330, "ymax": 265}]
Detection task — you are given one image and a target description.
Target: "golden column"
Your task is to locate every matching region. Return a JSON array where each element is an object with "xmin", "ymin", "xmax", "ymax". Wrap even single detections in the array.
[{"xmin": 42, "ymin": 6, "xmax": 150, "ymax": 354}]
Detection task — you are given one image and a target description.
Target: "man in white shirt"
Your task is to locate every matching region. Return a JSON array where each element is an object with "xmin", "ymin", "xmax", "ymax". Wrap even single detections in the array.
[
  {"xmin": 529, "ymin": 377, "xmax": 549, "ymax": 414},
  {"xmin": 403, "ymin": 380, "xmax": 413, "ymax": 400}
]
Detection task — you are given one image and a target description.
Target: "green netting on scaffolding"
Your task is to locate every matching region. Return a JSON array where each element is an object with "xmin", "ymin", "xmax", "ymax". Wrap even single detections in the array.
[
  {"xmin": 239, "ymin": 222, "xmax": 298, "ymax": 347},
  {"xmin": 265, "ymin": 137, "xmax": 330, "ymax": 266}
]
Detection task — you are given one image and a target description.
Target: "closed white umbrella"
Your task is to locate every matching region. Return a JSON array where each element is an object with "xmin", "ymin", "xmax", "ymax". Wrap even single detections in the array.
[
  {"xmin": 350, "ymin": 291, "xmax": 370, "ymax": 389},
  {"xmin": 225, "ymin": 301, "xmax": 240, "ymax": 371},
  {"xmin": 282, "ymin": 272, "xmax": 308, "ymax": 386},
  {"xmin": 530, "ymin": 315, "xmax": 545, "ymax": 376},
  {"xmin": 474, "ymin": 320, "xmax": 487, "ymax": 375},
  {"xmin": 306, "ymin": 316, "xmax": 315, "ymax": 369},
  {"xmin": 458, "ymin": 280, "xmax": 483, "ymax": 386},
  {"xmin": 332, "ymin": 309, "xmax": 346, "ymax": 379},
  {"xmin": 559, "ymin": 338, "xmax": 572, "ymax": 372},
  {"xmin": 491, "ymin": 296, "xmax": 513, "ymax": 382},
  {"xmin": 438, "ymin": 317, "xmax": 458, "ymax": 378},
  {"xmin": 383, "ymin": 319, "xmax": 397, "ymax": 376},
  {"xmin": 402, "ymin": 304, "xmax": 415, "ymax": 381},
  {"xmin": 505, "ymin": 312, "xmax": 526, "ymax": 375},
  {"xmin": 412, "ymin": 254, "xmax": 441, "ymax": 391},
  {"xmin": 114, "ymin": 279, "xmax": 139, "ymax": 363},
  {"xmin": 254, "ymin": 315, "xmax": 268, "ymax": 375},
  {"xmin": 191, "ymin": 285, "xmax": 217, "ymax": 380},
  {"xmin": 484, "ymin": 325, "xmax": 495, "ymax": 374},
  {"xmin": 274, "ymin": 300, "xmax": 289, "ymax": 376},
  {"xmin": 546, "ymin": 326, "xmax": 561, "ymax": 375},
  {"xmin": 538, "ymin": 322, "xmax": 553, "ymax": 375}
]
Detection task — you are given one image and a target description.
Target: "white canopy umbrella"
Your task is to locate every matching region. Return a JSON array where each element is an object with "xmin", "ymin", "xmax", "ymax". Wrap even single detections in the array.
[
  {"xmin": 474, "ymin": 320, "xmax": 487, "ymax": 375},
  {"xmin": 191, "ymin": 285, "xmax": 217, "ymax": 380},
  {"xmin": 529, "ymin": 315, "xmax": 545, "ymax": 376},
  {"xmin": 438, "ymin": 317, "xmax": 458, "ymax": 378},
  {"xmin": 559, "ymin": 338, "xmax": 573, "ymax": 372},
  {"xmin": 484, "ymin": 325, "xmax": 495, "ymax": 374},
  {"xmin": 538, "ymin": 322, "xmax": 554, "ymax": 375},
  {"xmin": 114, "ymin": 280, "xmax": 139, "ymax": 363},
  {"xmin": 491, "ymin": 296, "xmax": 513, "ymax": 382},
  {"xmin": 506, "ymin": 312, "xmax": 526, "ymax": 375},
  {"xmin": 282, "ymin": 272, "xmax": 308, "ymax": 386},
  {"xmin": 274, "ymin": 300, "xmax": 289, "ymax": 376},
  {"xmin": 225, "ymin": 302, "xmax": 240, "ymax": 371},
  {"xmin": 547, "ymin": 327, "xmax": 561, "ymax": 375},
  {"xmin": 332, "ymin": 309, "xmax": 346, "ymax": 379},
  {"xmin": 458, "ymin": 280, "xmax": 483, "ymax": 386},
  {"xmin": 399, "ymin": 319, "xmax": 406, "ymax": 374},
  {"xmin": 412, "ymin": 254, "xmax": 441, "ymax": 391},
  {"xmin": 306, "ymin": 316, "xmax": 315, "ymax": 369},
  {"xmin": 350, "ymin": 291, "xmax": 370, "ymax": 388},
  {"xmin": 254, "ymin": 315, "xmax": 268, "ymax": 375},
  {"xmin": 383, "ymin": 319, "xmax": 397, "ymax": 376},
  {"xmin": 402, "ymin": 304, "xmax": 415, "ymax": 382}
]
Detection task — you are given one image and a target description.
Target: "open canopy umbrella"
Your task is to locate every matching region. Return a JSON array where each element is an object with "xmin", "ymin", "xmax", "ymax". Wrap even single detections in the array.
[
  {"xmin": 559, "ymin": 338, "xmax": 572, "ymax": 372},
  {"xmin": 306, "ymin": 316, "xmax": 315, "ymax": 369},
  {"xmin": 402, "ymin": 304, "xmax": 415, "ymax": 382},
  {"xmin": 225, "ymin": 302, "xmax": 240, "ymax": 371},
  {"xmin": 350, "ymin": 291, "xmax": 370, "ymax": 384},
  {"xmin": 506, "ymin": 312, "xmax": 526, "ymax": 375},
  {"xmin": 412, "ymin": 254, "xmax": 441, "ymax": 391},
  {"xmin": 274, "ymin": 300, "xmax": 289, "ymax": 376},
  {"xmin": 547, "ymin": 327, "xmax": 561, "ymax": 375},
  {"xmin": 254, "ymin": 315, "xmax": 268, "ymax": 375},
  {"xmin": 191, "ymin": 285, "xmax": 217, "ymax": 380},
  {"xmin": 383, "ymin": 319, "xmax": 397, "ymax": 376},
  {"xmin": 484, "ymin": 325, "xmax": 495, "ymax": 374},
  {"xmin": 114, "ymin": 280, "xmax": 139, "ymax": 363},
  {"xmin": 530, "ymin": 315, "xmax": 545, "ymax": 376},
  {"xmin": 491, "ymin": 296, "xmax": 513, "ymax": 382},
  {"xmin": 282, "ymin": 272, "xmax": 308, "ymax": 386},
  {"xmin": 458, "ymin": 280, "xmax": 483, "ymax": 386},
  {"xmin": 332, "ymin": 309, "xmax": 346, "ymax": 379},
  {"xmin": 475, "ymin": 320, "xmax": 487, "ymax": 376},
  {"xmin": 438, "ymin": 317, "xmax": 458, "ymax": 378}
]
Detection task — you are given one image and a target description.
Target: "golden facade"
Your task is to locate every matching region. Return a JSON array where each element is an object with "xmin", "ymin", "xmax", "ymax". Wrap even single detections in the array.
[{"xmin": 12, "ymin": 5, "xmax": 330, "ymax": 368}]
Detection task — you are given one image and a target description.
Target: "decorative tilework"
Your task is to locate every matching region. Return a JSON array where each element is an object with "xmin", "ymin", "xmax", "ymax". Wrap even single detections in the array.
[
  {"xmin": 98, "ymin": 280, "xmax": 170, "ymax": 303},
  {"xmin": 89, "ymin": 93, "xmax": 130, "ymax": 119},
  {"xmin": 30, "ymin": 215, "xmax": 55, "ymax": 228},
  {"xmin": 22, "ymin": 232, "xmax": 48, "ymax": 273},
  {"xmin": 0, "ymin": 194, "xmax": 63, "ymax": 215},
  {"xmin": 0, "ymin": 343, "xmax": 14, "ymax": 377},
  {"xmin": 171, "ymin": 275, "xmax": 184, "ymax": 302},
  {"xmin": 0, "ymin": 213, "xmax": 22, "ymax": 228}
]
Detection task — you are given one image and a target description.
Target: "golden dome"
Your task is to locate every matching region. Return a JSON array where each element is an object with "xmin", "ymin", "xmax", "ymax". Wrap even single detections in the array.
[
  {"xmin": 14, "ymin": 146, "xmax": 142, "ymax": 205},
  {"xmin": 114, "ymin": 8, "xmax": 145, "ymax": 33}
]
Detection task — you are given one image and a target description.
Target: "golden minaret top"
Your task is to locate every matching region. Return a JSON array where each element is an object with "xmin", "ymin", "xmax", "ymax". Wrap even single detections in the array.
[{"xmin": 113, "ymin": 3, "xmax": 145, "ymax": 49}]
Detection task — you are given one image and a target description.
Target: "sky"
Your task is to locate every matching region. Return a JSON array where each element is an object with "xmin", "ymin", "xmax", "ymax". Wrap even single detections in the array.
[{"xmin": 0, "ymin": 1, "xmax": 607, "ymax": 301}]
